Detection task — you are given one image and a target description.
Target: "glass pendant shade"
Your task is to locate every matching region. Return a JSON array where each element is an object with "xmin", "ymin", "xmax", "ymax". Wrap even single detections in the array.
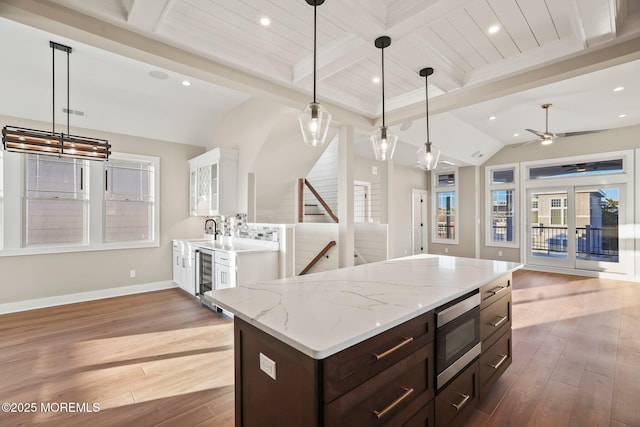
[
  {"xmin": 370, "ymin": 126, "xmax": 398, "ymax": 161},
  {"xmin": 298, "ymin": 102, "xmax": 331, "ymax": 147},
  {"xmin": 417, "ymin": 142, "xmax": 440, "ymax": 170}
]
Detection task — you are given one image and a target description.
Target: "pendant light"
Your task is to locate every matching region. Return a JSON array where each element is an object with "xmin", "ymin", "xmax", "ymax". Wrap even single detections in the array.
[
  {"xmin": 298, "ymin": 0, "xmax": 331, "ymax": 147},
  {"xmin": 416, "ymin": 67, "xmax": 440, "ymax": 170},
  {"xmin": 371, "ymin": 36, "xmax": 397, "ymax": 161},
  {"xmin": 2, "ymin": 41, "xmax": 111, "ymax": 161}
]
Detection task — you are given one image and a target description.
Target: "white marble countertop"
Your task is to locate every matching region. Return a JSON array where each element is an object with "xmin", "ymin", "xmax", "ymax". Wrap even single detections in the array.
[
  {"xmin": 204, "ymin": 254, "xmax": 521, "ymax": 359},
  {"xmin": 174, "ymin": 237, "xmax": 279, "ymax": 254}
]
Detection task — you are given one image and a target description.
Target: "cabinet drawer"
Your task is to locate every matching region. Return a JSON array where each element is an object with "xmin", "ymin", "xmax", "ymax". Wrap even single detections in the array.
[
  {"xmin": 435, "ymin": 361, "xmax": 478, "ymax": 427},
  {"xmin": 324, "ymin": 343, "xmax": 434, "ymax": 427},
  {"xmin": 479, "ymin": 329, "xmax": 512, "ymax": 400},
  {"xmin": 214, "ymin": 250, "xmax": 234, "ymax": 266},
  {"xmin": 480, "ymin": 292, "xmax": 511, "ymax": 347},
  {"xmin": 403, "ymin": 399, "xmax": 434, "ymax": 427},
  {"xmin": 480, "ymin": 274, "xmax": 511, "ymax": 309},
  {"xmin": 323, "ymin": 310, "xmax": 434, "ymax": 403}
]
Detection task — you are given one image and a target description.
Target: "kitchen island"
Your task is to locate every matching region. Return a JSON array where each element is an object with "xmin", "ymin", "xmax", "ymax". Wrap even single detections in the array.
[{"xmin": 204, "ymin": 254, "xmax": 521, "ymax": 426}]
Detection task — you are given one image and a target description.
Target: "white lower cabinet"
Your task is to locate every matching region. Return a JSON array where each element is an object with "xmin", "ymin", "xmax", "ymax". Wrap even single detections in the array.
[{"xmin": 172, "ymin": 240, "xmax": 197, "ymax": 296}]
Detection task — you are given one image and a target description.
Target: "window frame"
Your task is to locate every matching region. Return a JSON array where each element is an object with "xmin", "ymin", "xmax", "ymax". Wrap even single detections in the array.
[
  {"xmin": 103, "ymin": 153, "xmax": 157, "ymax": 244},
  {"xmin": 485, "ymin": 164, "xmax": 519, "ymax": 248},
  {"xmin": 432, "ymin": 167, "xmax": 459, "ymax": 245},
  {"xmin": 0, "ymin": 151, "xmax": 160, "ymax": 258}
]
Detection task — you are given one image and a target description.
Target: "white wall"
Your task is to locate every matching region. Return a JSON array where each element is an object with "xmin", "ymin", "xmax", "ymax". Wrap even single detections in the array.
[{"xmin": 0, "ymin": 115, "xmax": 205, "ymax": 306}]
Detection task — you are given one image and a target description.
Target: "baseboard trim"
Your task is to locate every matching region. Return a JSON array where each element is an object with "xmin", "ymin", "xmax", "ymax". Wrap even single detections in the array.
[{"xmin": 0, "ymin": 281, "xmax": 178, "ymax": 315}]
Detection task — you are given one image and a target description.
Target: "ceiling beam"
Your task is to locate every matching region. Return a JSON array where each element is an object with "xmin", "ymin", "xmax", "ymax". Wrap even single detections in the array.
[
  {"xmin": 126, "ymin": 0, "xmax": 173, "ymax": 33},
  {"xmin": 0, "ymin": 0, "xmax": 375, "ymax": 129},
  {"xmin": 574, "ymin": 0, "xmax": 618, "ymax": 46},
  {"xmin": 382, "ymin": 31, "xmax": 640, "ymax": 127}
]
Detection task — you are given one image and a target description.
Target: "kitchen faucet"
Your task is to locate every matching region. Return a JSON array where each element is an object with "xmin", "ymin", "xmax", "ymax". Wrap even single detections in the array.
[{"xmin": 204, "ymin": 218, "xmax": 220, "ymax": 239}]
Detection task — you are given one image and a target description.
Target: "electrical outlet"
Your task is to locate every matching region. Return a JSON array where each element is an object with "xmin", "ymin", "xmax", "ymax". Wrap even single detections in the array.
[
  {"xmin": 498, "ymin": 251, "xmax": 503, "ymax": 257},
  {"xmin": 259, "ymin": 352, "xmax": 276, "ymax": 380},
  {"xmin": 444, "ymin": 247, "xmax": 448, "ymax": 253},
  {"xmin": 130, "ymin": 270, "xmax": 136, "ymax": 278}
]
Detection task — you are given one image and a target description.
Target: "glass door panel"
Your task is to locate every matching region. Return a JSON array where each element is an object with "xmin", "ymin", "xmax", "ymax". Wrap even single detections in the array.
[
  {"xmin": 575, "ymin": 186, "xmax": 626, "ymax": 273},
  {"xmin": 527, "ymin": 189, "xmax": 572, "ymax": 268}
]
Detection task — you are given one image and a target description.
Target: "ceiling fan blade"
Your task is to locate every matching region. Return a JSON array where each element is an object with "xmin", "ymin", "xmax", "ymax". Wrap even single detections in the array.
[
  {"xmin": 555, "ymin": 129, "xmax": 607, "ymax": 138},
  {"xmin": 509, "ymin": 139, "xmax": 540, "ymax": 149},
  {"xmin": 525, "ymin": 128, "xmax": 544, "ymax": 138}
]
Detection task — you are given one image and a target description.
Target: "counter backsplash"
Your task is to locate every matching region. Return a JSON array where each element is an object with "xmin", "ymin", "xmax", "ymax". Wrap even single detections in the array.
[{"xmin": 204, "ymin": 214, "xmax": 281, "ymax": 242}]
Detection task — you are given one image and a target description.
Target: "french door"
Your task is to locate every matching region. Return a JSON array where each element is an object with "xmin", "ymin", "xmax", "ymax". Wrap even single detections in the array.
[{"xmin": 526, "ymin": 184, "xmax": 628, "ymax": 273}]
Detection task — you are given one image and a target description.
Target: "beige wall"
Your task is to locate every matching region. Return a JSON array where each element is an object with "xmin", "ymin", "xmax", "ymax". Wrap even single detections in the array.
[
  {"xmin": 430, "ymin": 166, "xmax": 478, "ymax": 258},
  {"xmin": 0, "ymin": 115, "xmax": 205, "ymax": 304},
  {"xmin": 388, "ymin": 164, "xmax": 429, "ymax": 258},
  {"xmin": 479, "ymin": 124, "xmax": 640, "ymax": 263}
]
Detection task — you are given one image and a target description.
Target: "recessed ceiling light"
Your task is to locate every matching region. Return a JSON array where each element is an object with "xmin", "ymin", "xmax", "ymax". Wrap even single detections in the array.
[
  {"xmin": 613, "ymin": 86, "xmax": 624, "ymax": 92},
  {"xmin": 260, "ymin": 17, "xmax": 271, "ymax": 26},
  {"xmin": 513, "ymin": 133, "xmax": 520, "ymax": 137},
  {"xmin": 372, "ymin": 76, "xmax": 381, "ymax": 84},
  {"xmin": 182, "ymin": 80, "xmax": 191, "ymax": 86},
  {"xmin": 488, "ymin": 25, "xmax": 500, "ymax": 34},
  {"xmin": 619, "ymin": 113, "xmax": 627, "ymax": 118},
  {"xmin": 489, "ymin": 116, "xmax": 497, "ymax": 120}
]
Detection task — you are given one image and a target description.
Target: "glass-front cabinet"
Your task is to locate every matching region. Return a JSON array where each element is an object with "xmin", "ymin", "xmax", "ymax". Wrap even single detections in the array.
[{"xmin": 188, "ymin": 148, "xmax": 238, "ymax": 216}]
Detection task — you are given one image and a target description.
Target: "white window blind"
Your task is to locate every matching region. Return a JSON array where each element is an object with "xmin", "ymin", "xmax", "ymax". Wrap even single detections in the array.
[
  {"xmin": 104, "ymin": 158, "xmax": 154, "ymax": 242},
  {"xmin": 24, "ymin": 154, "xmax": 86, "ymax": 245}
]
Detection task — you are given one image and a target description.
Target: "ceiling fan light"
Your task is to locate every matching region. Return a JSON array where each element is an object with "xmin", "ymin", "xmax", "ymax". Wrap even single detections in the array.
[
  {"xmin": 298, "ymin": 102, "xmax": 331, "ymax": 147},
  {"xmin": 370, "ymin": 126, "xmax": 397, "ymax": 161},
  {"xmin": 541, "ymin": 138, "xmax": 553, "ymax": 145},
  {"xmin": 417, "ymin": 142, "xmax": 440, "ymax": 170}
]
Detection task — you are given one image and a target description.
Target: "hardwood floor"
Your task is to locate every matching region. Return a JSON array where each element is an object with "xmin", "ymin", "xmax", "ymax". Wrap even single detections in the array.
[
  {"xmin": 0, "ymin": 289, "xmax": 235, "ymax": 427},
  {"xmin": 0, "ymin": 270, "xmax": 638, "ymax": 426}
]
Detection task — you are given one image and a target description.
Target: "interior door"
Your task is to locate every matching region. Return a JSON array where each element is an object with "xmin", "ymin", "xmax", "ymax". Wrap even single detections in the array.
[{"xmin": 412, "ymin": 190, "xmax": 428, "ymax": 254}]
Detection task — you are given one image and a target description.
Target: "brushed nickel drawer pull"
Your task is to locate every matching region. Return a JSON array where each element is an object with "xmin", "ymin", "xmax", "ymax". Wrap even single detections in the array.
[
  {"xmin": 373, "ymin": 337, "xmax": 414, "ymax": 360},
  {"xmin": 490, "ymin": 315, "xmax": 508, "ymax": 328},
  {"xmin": 490, "ymin": 354, "xmax": 508, "ymax": 370},
  {"xmin": 488, "ymin": 285, "xmax": 508, "ymax": 296},
  {"xmin": 373, "ymin": 387, "xmax": 414, "ymax": 419},
  {"xmin": 450, "ymin": 393, "xmax": 470, "ymax": 411}
]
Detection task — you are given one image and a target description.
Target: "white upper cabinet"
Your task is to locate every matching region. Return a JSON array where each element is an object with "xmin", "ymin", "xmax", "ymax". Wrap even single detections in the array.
[{"xmin": 189, "ymin": 148, "xmax": 238, "ymax": 216}]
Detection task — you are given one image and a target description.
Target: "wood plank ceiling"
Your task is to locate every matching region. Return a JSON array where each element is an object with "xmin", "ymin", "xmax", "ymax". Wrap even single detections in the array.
[{"xmin": 45, "ymin": 0, "xmax": 639, "ymax": 118}]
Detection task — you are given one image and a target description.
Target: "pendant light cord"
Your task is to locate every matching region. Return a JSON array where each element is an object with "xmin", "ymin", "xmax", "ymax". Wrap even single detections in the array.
[
  {"xmin": 52, "ymin": 43, "xmax": 55, "ymax": 134},
  {"xmin": 381, "ymin": 45, "xmax": 385, "ymax": 127},
  {"xmin": 313, "ymin": 4, "xmax": 317, "ymax": 104},
  {"xmin": 425, "ymin": 73, "xmax": 429, "ymax": 144}
]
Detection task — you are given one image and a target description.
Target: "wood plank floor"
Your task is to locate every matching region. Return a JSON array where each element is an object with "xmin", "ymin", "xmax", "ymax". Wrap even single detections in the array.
[{"xmin": 0, "ymin": 270, "xmax": 639, "ymax": 426}]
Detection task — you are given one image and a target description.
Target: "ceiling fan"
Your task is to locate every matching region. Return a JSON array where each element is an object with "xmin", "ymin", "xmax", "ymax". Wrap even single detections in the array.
[{"xmin": 517, "ymin": 103, "xmax": 605, "ymax": 147}]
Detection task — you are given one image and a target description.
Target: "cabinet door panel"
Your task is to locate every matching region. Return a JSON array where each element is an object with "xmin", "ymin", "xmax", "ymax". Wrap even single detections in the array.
[
  {"xmin": 479, "ymin": 274, "xmax": 511, "ymax": 309},
  {"xmin": 324, "ymin": 343, "xmax": 434, "ymax": 427},
  {"xmin": 435, "ymin": 361, "xmax": 478, "ymax": 427},
  {"xmin": 324, "ymin": 310, "xmax": 434, "ymax": 403},
  {"xmin": 480, "ymin": 292, "xmax": 511, "ymax": 347},
  {"xmin": 479, "ymin": 329, "xmax": 512, "ymax": 400}
]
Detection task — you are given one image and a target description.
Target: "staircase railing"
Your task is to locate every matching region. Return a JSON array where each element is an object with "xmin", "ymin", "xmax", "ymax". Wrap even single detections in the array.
[
  {"xmin": 298, "ymin": 178, "xmax": 339, "ymax": 223},
  {"xmin": 299, "ymin": 240, "xmax": 337, "ymax": 275}
]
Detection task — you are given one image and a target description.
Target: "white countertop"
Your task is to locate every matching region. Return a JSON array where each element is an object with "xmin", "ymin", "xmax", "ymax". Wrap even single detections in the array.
[
  {"xmin": 204, "ymin": 254, "xmax": 521, "ymax": 359},
  {"xmin": 174, "ymin": 237, "xmax": 279, "ymax": 254}
]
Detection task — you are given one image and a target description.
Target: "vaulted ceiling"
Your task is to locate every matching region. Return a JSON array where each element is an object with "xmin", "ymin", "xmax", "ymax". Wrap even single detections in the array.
[{"xmin": 1, "ymin": 0, "xmax": 640, "ymax": 167}]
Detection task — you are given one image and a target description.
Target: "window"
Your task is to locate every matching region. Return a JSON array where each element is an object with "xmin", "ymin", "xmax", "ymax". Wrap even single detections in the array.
[
  {"xmin": 432, "ymin": 169, "xmax": 458, "ymax": 243},
  {"xmin": 531, "ymin": 199, "xmax": 539, "ymax": 223},
  {"xmin": 24, "ymin": 155, "xmax": 87, "ymax": 246},
  {"xmin": 549, "ymin": 197, "xmax": 567, "ymax": 225},
  {"xmin": 486, "ymin": 165, "xmax": 518, "ymax": 247},
  {"xmin": 105, "ymin": 157, "xmax": 155, "ymax": 242},
  {"xmin": 529, "ymin": 159, "xmax": 623, "ymax": 180},
  {"xmin": 0, "ymin": 151, "xmax": 159, "ymax": 257}
]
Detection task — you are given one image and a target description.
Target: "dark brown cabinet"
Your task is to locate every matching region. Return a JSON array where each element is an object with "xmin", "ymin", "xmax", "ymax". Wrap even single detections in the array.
[{"xmin": 233, "ymin": 273, "xmax": 513, "ymax": 427}]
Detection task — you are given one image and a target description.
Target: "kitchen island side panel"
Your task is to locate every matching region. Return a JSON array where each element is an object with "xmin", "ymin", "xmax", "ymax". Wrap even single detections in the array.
[{"xmin": 234, "ymin": 317, "xmax": 321, "ymax": 427}]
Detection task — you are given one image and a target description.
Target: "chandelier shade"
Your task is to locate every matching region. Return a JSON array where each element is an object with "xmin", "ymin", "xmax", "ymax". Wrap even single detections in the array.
[
  {"xmin": 298, "ymin": 0, "xmax": 331, "ymax": 147},
  {"xmin": 371, "ymin": 36, "xmax": 397, "ymax": 161},
  {"xmin": 416, "ymin": 67, "xmax": 440, "ymax": 170}
]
